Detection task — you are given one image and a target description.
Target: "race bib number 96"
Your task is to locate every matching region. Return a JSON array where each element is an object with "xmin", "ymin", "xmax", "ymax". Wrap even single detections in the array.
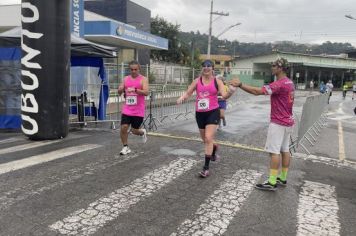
[
  {"xmin": 197, "ymin": 98, "xmax": 209, "ymax": 110},
  {"xmin": 126, "ymin": 95, "xmax": 137, "ymax": 105}
]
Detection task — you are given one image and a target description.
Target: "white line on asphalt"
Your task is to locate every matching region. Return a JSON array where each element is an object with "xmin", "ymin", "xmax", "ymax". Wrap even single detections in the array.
[
  {"xmin": 0, "ymin": 153, "xmax": 139, "ymax": 211},
  {"xmin": 293, "ymin": 153, "xmax": 356, "ymax": 170},
  {"xmin": 337, "ymin": 121, "xmax": 346, "ymax": 161},
  {"xmin": 171, "ymin": 169, "xmax": 262, "ymax": 236},
  {"xmin": 0, "ymin": 137, "xmax": 23, "ymax": 145},
  {"xmin": 49, "ymin": 158, "xmax": 198, "ymax": 236},
  {"xmin": 297, "ymin": 181, "xmax": 340, "ymax": 236},
  {"xmin": 0, "ymin": 140, "xmax": 62, "ymax": 155},
  {"xmin": 0, "ymin": 144, "xmax": 101, "ymax": 175},
  {"xmin": 0, "ymin": 134, "xmax": 88, "ymax": 155}
]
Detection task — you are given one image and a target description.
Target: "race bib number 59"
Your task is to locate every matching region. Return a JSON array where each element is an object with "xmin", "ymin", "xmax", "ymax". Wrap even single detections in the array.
[
  {"xmin": 126, "ymin": 95, "xmax": 137, "ymax": 105},
  {"xmin": 197, "ymin": 98, "xmax": 209, "ymax": 110}
]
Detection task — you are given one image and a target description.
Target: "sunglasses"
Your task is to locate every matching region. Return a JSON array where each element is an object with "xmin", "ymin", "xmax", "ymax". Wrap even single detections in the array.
[{"xmin": 202, "ymin": 63, "xmax": 213, "ymax": 68}]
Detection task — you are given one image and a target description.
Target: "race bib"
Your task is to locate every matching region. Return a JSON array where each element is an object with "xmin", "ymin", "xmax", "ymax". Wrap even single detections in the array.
[
  {"xmin": 197, "ymin": 98, "xmax": 209, "ymax": 110},
  {"xmin": 126, "ymin": 95, "xmax": 137, "ymax": 105}
]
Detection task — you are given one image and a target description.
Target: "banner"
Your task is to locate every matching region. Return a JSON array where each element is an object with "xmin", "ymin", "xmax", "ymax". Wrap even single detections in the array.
[{"xmin": 21, "ymin": 0, "xmax": 70, "ymax": 140}]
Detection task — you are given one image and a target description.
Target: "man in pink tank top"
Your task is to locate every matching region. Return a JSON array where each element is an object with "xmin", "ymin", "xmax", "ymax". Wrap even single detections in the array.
[
  {"xmin": 118, "ymin": 60, "xmax": 149, "ymax": 155},
  {"xmin": 229, "ymin": 58, "xmax": 295, "ymax": 191}
]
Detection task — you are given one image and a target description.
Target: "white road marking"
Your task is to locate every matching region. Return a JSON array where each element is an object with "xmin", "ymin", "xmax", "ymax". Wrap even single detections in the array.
[
  {"xmin": 0, "ymin": 137, "xmax": 23, "ymax": 145},
  {"xmin": 329, "ymin": 115, "xmax": 354, "ymax": 121},
  {"xmin": 337, "ymin": 121, "xmax": 346, "ymax": 161},
  {"xmin": 297, "ymin": 181, "xmax": 340, "ymax": 236},
  {"xmin": 0, "ymin": 144, "xmax": 101, "ymax": 175},
  {"xmin": 171, "ymin": 169, "xmax": 262, "ymax": 236},
  {"xmin": 0, "ymin": 140, "xmax": 63, "ymax": 155},
  {"xmin": 0, "ymin": 153, "xmax": 139, "ymax": 211},
  {"xmin": 0, "ymin": 134, "xmax": 88, "ymax": 155},
  {"xmin": 294, "ymin": 153, "xmax": 356, "ymax": 170},
  {"xmin": 49, "ymin": 158, "xmax": 198, "ymax": 235}
]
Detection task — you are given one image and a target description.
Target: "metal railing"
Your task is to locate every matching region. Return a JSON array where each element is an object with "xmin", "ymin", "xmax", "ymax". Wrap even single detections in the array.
[{"xmin": 290, "ymin": 92, "xmax": 329, "ymax": 154}]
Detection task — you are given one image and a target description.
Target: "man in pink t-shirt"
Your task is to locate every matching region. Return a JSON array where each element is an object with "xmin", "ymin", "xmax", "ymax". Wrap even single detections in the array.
[{"xmin": 229, "ymin": 58, "xmax": 295, "ymax": 191}]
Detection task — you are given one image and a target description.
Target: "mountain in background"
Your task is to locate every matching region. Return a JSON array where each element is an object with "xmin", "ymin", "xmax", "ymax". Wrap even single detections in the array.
[{"xmin": 179, "ymin": 31, "xmax": 355, "ymax": 57}]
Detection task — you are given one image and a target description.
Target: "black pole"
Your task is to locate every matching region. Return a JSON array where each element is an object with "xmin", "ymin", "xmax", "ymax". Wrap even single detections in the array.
[{"xmin": 21, "ymin": 0, "xmax": 70, "ymax": 140}]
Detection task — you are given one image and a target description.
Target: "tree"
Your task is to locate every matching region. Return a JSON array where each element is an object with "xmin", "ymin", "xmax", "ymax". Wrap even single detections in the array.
[{"xmin": 150, "ymin": 16, "xmax": 184, "ymax": 63}]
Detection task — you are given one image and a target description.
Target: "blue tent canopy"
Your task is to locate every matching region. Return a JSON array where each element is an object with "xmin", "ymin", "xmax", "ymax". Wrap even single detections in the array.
[
  {"xmin": 0, "ymin": 47, "xmax": 21, "ymax": 129},
  {"xmin": 71, "ymin": 57, "xmax": 109, "ymax": 120},
  {"xmin": 0, "ymin": 27, "xmax": 117, "ymax": 129}
]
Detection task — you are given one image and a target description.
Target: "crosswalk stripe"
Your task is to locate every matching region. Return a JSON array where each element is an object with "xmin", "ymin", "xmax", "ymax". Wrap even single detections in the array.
[
  {"xmin": 297, "ymin": 181, "xmax": 340, "ymax": 236},
  {"xmin": 0, "ymin": 137, "xmax": 23, "ymax": 145},
  {"xmin": 0, "ymin": 153, "xmax": 139, "ymax": 211},
  {"xmin": 294, "ymin": 153, "xmax": 356, "ymax": 170},
  {"xmin": 0, "ymin": 134, "xmax": 88, "ymax": 155},
  {"xmin": 49, "ymin": 158, "xmax": 198, "ymax": 236},
  {"xmin": 171, "ymin": 169, "xmax": 262, "ymax": 236},
  {"xmin": 0, "ymin": 144, "xmax": 101, "ymax": 175}
]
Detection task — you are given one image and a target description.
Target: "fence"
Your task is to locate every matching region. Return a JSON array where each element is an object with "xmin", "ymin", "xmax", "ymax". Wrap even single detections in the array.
[
  {"xmin": 69, "ymin": 80, "xmax": 241, "ymax": 130},
  {"xmin": 290, "ymin": 93, "xmax": 329, "ymax": 154},
  {"xmin": 226, "ymin": 74, "xmax": 266, "ymax": 87},
  {"xmin": 69, "ymin": 62, "xmax": 245, "ymax": 128},
  {"xmin": 104, "ymin": 62, "xmax": 195, "ymax": 86}
]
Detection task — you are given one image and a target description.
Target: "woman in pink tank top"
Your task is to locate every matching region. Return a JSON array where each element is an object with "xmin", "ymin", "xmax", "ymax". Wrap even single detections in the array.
[
  {"xmin": 118, "ymin": 61, "xmax": 149, "ymax": 155},
  {"xmin": 177, "ymin": 60, "xmax": 238, "ymax": 177}
]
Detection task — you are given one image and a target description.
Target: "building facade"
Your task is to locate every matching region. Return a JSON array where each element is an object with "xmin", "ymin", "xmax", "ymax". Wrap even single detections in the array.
[
  {"xmin": 232, "ymin": 51, "xmax": 356, "ymax": 88},
  {"xmin": 85, "ymin": 0, "xmax": 151, "ymax": 64}
]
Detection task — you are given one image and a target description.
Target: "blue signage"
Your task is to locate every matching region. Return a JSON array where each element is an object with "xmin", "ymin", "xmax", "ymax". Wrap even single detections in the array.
[
  {"xmin": 70, "ymin": 0, "xmax": 84, "ymax": 37},
  {"xmin": 85, "ymin": 21, "xmax": 168, "ymax": 50}
]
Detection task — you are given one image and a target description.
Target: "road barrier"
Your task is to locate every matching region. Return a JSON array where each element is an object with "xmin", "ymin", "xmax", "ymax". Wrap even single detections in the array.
[{"xmin": 290, "ymin": 93, "xmax": 329, "ymax": 154}]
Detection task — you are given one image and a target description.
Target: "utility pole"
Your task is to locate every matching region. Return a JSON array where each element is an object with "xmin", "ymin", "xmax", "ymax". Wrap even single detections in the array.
[
  {"xmin": 207, "ymin": 0, "xmax": 229, "ymax": 59},
  {"xmin": 190, "ymin": 39, "xmax": 195, "ymax": 68}
]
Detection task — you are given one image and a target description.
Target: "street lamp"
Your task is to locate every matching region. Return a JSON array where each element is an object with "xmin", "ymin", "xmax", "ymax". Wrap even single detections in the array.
[
  {"xmin": 345, "ymin": 14, "xmax": 356, "ymax": 20},
  {"xmin": 216, "ymin": 23, "xmax": 241, "ymax": 38}
]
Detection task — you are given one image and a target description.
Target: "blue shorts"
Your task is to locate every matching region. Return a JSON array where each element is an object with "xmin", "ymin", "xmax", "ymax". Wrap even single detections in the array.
[{"xmin": 218, "ymin": 100, "xmax": 227, "ymax": 110}]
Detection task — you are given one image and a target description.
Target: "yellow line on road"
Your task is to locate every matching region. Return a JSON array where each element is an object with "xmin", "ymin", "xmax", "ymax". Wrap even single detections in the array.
[
  {"xmin": 148, "ymin": 132, "xmax": 267, "ymax": 153},
  {"xmin": 338, "ymin": 121, "xmax": 346, "ymax": 161}
]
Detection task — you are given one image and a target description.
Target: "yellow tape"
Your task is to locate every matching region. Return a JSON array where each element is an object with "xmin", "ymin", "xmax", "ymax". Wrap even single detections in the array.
[{"xmin": 148, "ymin": 132, "xmax": 267, "ymax": 153}]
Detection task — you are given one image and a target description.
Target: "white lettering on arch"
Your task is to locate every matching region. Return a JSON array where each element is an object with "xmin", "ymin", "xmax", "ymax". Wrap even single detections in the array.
[
  {"xmin": 21, "ymin": 114, "xmax": 39, "ymax": 135},
  {"xmin": 21, "ymin": 2, "xmax": 39, "ymax": 23}
]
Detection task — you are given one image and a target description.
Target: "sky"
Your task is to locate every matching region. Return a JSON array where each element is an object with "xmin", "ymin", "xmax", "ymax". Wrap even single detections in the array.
[
  {"xmin": 132, "ymin": 0, "xmax": 356, "ymax": 47},
  {"xmin": 2, "ymin": 0, "xmax": 356, "ymax": 46}
]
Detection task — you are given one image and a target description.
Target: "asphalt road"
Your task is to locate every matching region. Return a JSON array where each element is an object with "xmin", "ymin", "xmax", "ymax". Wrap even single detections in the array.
[{"xmin": 0, "ymin": 90, "xmax": 355, "ymax": 236}]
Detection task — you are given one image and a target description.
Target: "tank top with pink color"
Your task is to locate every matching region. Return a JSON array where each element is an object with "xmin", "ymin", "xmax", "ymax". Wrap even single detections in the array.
[
  {"xmin": 195, "ymin": 77, "xmax": 219, "ymax": 112},
  {"xmin": 122, "ymin": 75, "xmax": 145, "ymax": 117}
]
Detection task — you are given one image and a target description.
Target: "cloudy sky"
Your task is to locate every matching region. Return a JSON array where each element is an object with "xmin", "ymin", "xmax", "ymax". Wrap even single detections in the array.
[
  {"xmin": 2, "ymin": 0, "xmax": 356, "ymax": 46},
  {"xmin": 132, "ymin": 0, "xmax": 356, "ymax": 46}
]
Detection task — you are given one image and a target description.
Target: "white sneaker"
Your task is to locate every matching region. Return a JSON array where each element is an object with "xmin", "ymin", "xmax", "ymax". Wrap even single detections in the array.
[
  {"xmin": 120, "ymin": 146, "xmax": 131, "ymax": 155},
  {"xmin": 141, "ymin": 129, "xmax": 147, "ymax": 143}
]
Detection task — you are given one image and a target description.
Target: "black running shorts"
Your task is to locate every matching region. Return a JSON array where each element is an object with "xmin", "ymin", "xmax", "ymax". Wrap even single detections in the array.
[
  {"xmin": 195, "ymin": 108, "xmax": 220, "ymax": 129},
  {"xmin": 121, "ymin": 114, "xmax": 144, "ymax": 129}
]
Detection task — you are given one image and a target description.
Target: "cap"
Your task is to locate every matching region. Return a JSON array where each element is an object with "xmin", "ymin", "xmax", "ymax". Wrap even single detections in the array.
[
  {"xmin": 201, "ymin": 59, "xmax": 214, "ymax": 67},
  {"xmin": 272, "ymin": 57, "xmax": 289, "ymax": 70}
]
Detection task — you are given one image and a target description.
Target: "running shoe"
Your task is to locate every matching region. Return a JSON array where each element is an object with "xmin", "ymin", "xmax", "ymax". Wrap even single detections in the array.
[
  {"xmin": 255, "ymin": 181, "xmax": 277, "ymax": 191},
  {"xmin": 276, "ymin": 177, "xmax": 287, "ymax": 187},
  {"xmin": 199, "ymin": 169, "xmax": 210, "ymax": 178},
  {"xmin": 120, "ymin": 146, "xmax": 131, "ymax": 155},
  {"xmin": 141, "ymin": 128, "xmax": 147, "ymax": 143}
]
